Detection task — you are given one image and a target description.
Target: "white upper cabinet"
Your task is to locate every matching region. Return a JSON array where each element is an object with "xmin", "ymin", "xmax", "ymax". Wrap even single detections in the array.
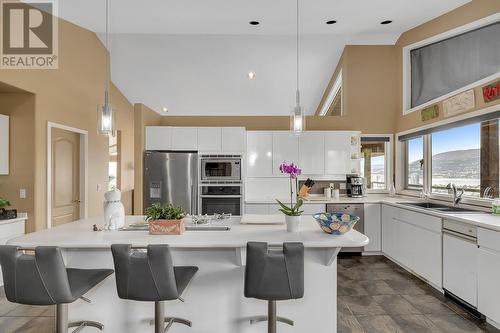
[
  {"xmin": 145, "ymin": 126, "xmax": 172, "ymax": 151},
  {"xmin": 197, "ymin": 127, "xmax": 222, "ymax": 151},
  {"xmin": 171, "ymin": 127, "xmax": 198, "ymax": 151},
  {"xmin": 247, "ymin": 131, "xmax": 273, "ymax": 177},
  {"xmin": 324, "ymin": 132, "xmax": 351, "ymax": 175},
  {"xmin": 299, "ymin": 132, "xmax": 325, "ymax": 175},
  {"xmin": 0, "ymin": 115, "xmax": 8, "ymax": 175},
  {"xmin": 272, "ymin": 132, "xmax": 299, "ymax": 175},
  {"xmin": 221, "ymin": 127, "xmax": 246, "ymax": 152}
]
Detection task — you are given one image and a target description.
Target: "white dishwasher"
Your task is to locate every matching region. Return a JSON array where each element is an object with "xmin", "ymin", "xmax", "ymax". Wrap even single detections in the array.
[{"xmin": 443, "ymin": 219, "xmax": 479, "ymax": 311}]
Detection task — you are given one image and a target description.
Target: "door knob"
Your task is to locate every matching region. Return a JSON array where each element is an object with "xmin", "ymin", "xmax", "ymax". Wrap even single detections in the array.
[{"xmin": 73, "ymin": 199, "xmax": 81, "ymax": 203}]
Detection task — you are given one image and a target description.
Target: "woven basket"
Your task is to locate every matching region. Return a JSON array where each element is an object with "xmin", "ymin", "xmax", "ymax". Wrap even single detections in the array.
[{"xmin": 149, "ymin": 219, "xmax": 185, "ymax": 235}]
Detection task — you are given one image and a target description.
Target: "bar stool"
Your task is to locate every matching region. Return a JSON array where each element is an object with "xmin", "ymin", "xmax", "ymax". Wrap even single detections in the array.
[
  {"xmin": 0, "ymin": 245, "xmax": 114, "ymax": 333},
  {"xmin": 111, "ymin": 244, "xmax": 198, "ymax": 333},
  {"xmin": 244, "ymin": 242, "xmax": 304, "ymax": 333}
]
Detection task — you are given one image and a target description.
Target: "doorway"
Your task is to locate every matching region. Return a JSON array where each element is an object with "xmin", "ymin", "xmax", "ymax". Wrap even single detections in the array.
[{"xmin": 47, "ymin": 122, "xmax": 88, "ymax": 228}]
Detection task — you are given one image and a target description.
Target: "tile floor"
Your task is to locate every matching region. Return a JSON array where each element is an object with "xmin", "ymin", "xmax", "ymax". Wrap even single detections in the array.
[
  {"xmin": 0, "ymin": 255, "xmax": 498, "ymax": 332},
  {"xmin": 338, "ymin": 255, "xmax": 499, "ymax": 333}
]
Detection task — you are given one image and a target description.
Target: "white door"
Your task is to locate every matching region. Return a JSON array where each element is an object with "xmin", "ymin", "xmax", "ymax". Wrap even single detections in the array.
[
  {"xmin": 52, "ymin": 128, "xmax": 80, "ymax": 226},
  {"xmin": 324, "ymin": 132, "xmax": 350, "ymax": 175},
  {"xmin": 299, "ymin": 132, "xmax": 325, "ymax": 175},
  {"xmin": 221, "ymin": 127, "xmax": 246, "ymax": 152},
  {"xmin": 272, "ymin": 132, "xmax": 299, "ymax": 175},
  {"xmin": 171, "ymin": 127, "xmax": 198, "ymax": 150},
  {"xmin": 246, "ymin": 131, "xmax": 273, "ymax": 176},
  {"xmin": 443, "ymin": 233, "xmax": 477, "ymax": 305},
  {"xmin": 198, "ymin": 127, "xmax": 221, "ymax": 151},
  {"xmin": 364, "ymin": 203, "xmax": 381, "ymax": 252}
]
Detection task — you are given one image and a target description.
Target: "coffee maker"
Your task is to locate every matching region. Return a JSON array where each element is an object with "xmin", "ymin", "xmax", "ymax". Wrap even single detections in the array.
[{"xmin": 346, "ymin": 174, "xmax": 365, "ymax": 198}]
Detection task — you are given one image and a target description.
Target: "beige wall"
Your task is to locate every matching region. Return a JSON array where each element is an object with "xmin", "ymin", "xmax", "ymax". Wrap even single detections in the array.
[
  {"xmin": 0, "ymin": 18, "xmax": 134, "ymax": 231},
  {"xmin": 0, "ymin": 93, "xmax": 36, "ymax": 232},
  {"xmin": 133, "ymin": 103, "xmax": 162, "ymax": 214},
  {"xmin": 313, "ymin": 45, "xmax": 398, "ymax": 134},
  {"xmin": 395, "ymin": 0, "xmax": 500, "ymax": 132},
  {"xmin": 161, "ymin": 46, "xmax": 397, "ymax": 134}
]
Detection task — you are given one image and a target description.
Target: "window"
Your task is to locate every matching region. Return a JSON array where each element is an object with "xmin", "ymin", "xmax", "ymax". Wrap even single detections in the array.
[
  {"xmin": 431, "ymin": 124, "xmax": 481, "ymax": 197},
  {"xmin": 399, "ymin": 113, "xmax": 500, "ymax": 203},
  {"xmin": 360, "ymin": 136, "xmax": 392, "ymax": 191},
  {"xmin": 319, "ymin": 69, "xmax": 342, "ymax": 116},
  {"xmin": 406, "ymin": 137, "xmax": 424, "ymax": 189},
  {"xmin": 108, "ymin": 132, "xmax": 120, "ymax": 191}
]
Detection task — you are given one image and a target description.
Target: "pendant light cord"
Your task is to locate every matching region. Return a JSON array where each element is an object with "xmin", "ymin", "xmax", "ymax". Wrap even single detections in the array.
[
  {"xmin": 105, "ymin": 0, "xmax": 110, "ymax": 99},
  {"xmin": 295, "ymin": 0, "xmax": 300, "ymax": 106}
]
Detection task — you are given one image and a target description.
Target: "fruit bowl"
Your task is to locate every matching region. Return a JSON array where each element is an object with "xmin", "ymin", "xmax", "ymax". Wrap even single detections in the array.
[{"xmin": 313, "ymin": 212, "xmax": 359, "ymax": 235}]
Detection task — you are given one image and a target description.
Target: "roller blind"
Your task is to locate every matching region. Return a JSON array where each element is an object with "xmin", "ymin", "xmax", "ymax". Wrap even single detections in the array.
[{"xmin": 411, "ymin": 22, "xmax": 500, "ymax": 108}]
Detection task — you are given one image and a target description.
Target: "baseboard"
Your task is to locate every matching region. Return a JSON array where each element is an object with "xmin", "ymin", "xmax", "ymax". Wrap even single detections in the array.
[
  {"xmin": 487, "ymin": 317, "xmax": 500, "ymax": 330},
  {"xmin": 362, "ymin": 251, "xmax": 383, "ymax": 256}
]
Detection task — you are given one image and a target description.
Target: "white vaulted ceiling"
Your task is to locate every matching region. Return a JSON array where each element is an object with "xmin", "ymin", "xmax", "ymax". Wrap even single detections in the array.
[{"xmin": 54, "ymin": 0, "xmax": 471, "ymax": 115}]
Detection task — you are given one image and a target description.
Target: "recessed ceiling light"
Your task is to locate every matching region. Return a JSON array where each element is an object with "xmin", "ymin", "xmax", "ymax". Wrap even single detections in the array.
[
  {"xmin": 326, "ymin": 20, "xmax": 337, "ymax": 25},
  {"xmin": 248, "ymin": 72, "xmax": 256, "ymax": 80},
  {"xmin": 381, "ymin": 20, "xmax": 393, "ymax": 25},
  {"xmin": 162, "ymin": 107, "xmax": 168, "ymax": 112},
  {"xmin": 249, "ymin": 21, "xmax": 260, "ymax": 26}
]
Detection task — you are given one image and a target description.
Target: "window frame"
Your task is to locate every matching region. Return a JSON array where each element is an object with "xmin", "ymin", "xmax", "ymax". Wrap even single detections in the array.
[
  {"xmin": 402, "ymin": 13, "xmax": 500, "ymax": 115},
  {"xmin": 318, "ymin": 69, "xmax": 343, "ymax": 116},
  {"xmin": 396, "ymin": 105, "xmax": 500, "ymax": 207},
  {"xmin": 360, "ymin": 134, "xmax": 393, "ymax": 194}
]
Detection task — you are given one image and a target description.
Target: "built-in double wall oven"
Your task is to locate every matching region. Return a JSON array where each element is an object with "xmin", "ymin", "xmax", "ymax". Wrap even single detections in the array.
[{"xmin": 199, "ymin": 154, "xmax": 243, "ymax": 216}]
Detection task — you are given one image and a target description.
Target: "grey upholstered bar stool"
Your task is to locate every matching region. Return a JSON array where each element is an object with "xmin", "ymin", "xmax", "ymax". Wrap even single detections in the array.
[
  {"xmin": 111, "ymin": 244, "xmax": 198, "ymax": 333},
  {"xmin": 0, "ymin": 245, "xmax": 114, "ymax": 333},
  {"xmin": 244, "ymin": 242, "xmax": 304, "ymax": 333}
]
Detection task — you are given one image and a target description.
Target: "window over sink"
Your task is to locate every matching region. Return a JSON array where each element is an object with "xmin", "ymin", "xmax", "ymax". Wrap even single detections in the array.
[{"xmin": 398, "ymin": 112, "xmax": 500, "ymax": 203}]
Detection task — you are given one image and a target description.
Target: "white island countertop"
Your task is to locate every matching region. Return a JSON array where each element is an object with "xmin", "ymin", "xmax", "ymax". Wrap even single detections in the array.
[{"xmin": 7, "ymin": 215, "xmax": 369, "ymax": 249}]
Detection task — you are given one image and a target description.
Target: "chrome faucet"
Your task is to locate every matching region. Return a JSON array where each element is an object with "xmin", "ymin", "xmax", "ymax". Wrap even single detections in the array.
[{"xmin": 446, "ymin": 183, "xmax": 464, "ymax": 206}]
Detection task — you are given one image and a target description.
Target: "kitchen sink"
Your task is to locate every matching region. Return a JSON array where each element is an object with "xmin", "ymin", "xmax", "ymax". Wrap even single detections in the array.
[{"xmin": 397, "ymin": 202, "xmax": 483, "ymax": 214}]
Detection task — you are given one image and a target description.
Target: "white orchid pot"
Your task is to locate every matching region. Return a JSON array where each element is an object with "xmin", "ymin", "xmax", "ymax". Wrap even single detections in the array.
[{"xmin": 285, "ymin": 215, "xmax": 301, "ymax": 233}]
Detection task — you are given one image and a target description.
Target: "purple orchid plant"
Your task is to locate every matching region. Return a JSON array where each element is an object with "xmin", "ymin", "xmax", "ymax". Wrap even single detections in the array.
[{"xmin": 276, "ymin": 162, "xmax": 304, "ymax": 216}]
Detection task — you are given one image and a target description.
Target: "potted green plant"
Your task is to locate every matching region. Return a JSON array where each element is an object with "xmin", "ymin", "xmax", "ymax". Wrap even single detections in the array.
[
  {"xmin": 145, "ymin": 203, "xmax": 186, "ymax": 235},
  {"xmin": 0, "ymin": 198, "xmax": 10, "ymax": 209},
  {"xmin": 0, "ymin": 198, "xmax": 16, "ymax": 220},
  {"xmin": 276, "ymin": 162, "xmax": 304, "ymax": 232}
]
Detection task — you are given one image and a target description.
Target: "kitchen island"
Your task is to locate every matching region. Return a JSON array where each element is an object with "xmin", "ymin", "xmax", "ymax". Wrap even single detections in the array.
[{"xmin": 7, "ymin": 215, "xmax": 368, "ymax": 333}]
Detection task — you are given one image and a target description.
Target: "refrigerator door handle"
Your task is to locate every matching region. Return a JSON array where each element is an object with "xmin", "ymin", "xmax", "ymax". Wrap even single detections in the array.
[{"xmin": 191, "ymin": 184, "xmax": 198, "ymax": 215}]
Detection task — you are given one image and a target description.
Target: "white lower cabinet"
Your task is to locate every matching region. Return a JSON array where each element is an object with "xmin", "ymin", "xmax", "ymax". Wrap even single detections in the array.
[
  {"xmin": 364, "ymin": 203, "xmax": 381, "ymax": 252},
  {"xmin": 478, "ymin": 228, "xmax": 500, "ymax": 324},
  {"xmin": 443, "ymin": 233, "xmax": 477, "ymax": 307},
  {"xmin": 381, "ymin": 204, "xmax": 442, "ymax": 288}
]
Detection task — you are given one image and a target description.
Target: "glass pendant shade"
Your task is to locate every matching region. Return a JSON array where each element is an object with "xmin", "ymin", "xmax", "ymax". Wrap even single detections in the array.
[
  {"xmin": 98, "ymin": 91, "xmax": 115, "ymax": 136},
  {"xmin": 291, "ymin": 104, "xmax": 305, "ymax": 135}
]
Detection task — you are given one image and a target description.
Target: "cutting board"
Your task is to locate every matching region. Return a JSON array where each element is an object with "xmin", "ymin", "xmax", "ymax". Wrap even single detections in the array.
[{"xmin": 240, "ymin": 214, "xmax": 285, "ymax": 225}]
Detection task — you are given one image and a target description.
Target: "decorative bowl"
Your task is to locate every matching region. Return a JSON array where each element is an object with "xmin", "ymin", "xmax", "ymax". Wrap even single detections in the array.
[{"xmin": 313, "ymin": 212, "xmax": 359, "ymax": 235}]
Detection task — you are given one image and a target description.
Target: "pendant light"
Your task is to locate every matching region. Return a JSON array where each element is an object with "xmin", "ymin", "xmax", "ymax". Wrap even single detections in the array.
[
  {"xmin": 291, "ymin": 0, "xmax": 305, "ymax": 135},
  {"xmin": 98, "ymin": 0, "xmax": 116, "ymax": 136}
]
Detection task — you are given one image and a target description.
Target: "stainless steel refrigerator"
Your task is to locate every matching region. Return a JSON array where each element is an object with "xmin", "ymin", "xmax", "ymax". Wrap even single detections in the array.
[{"xmin": 143, "ymin": 151, "xmax": 198, "ymax": 214}]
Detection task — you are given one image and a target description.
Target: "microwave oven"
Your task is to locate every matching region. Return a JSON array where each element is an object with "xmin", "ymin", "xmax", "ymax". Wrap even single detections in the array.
[{"xmin": 200, "ymin": 155, "xmax": 242, "ymax": 182}]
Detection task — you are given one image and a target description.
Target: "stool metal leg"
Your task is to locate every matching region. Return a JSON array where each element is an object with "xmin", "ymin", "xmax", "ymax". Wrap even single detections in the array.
[
  {"xmin": 268, "ymin": 301, "xmax": 276, "ymax": 333},
  {"xmin": 155, "ymin": 301, "xmax": 165, "ymax": 333},
  {"xmin": 56, "ymin": 304, "xmax": 68, "ymax": 333}
]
